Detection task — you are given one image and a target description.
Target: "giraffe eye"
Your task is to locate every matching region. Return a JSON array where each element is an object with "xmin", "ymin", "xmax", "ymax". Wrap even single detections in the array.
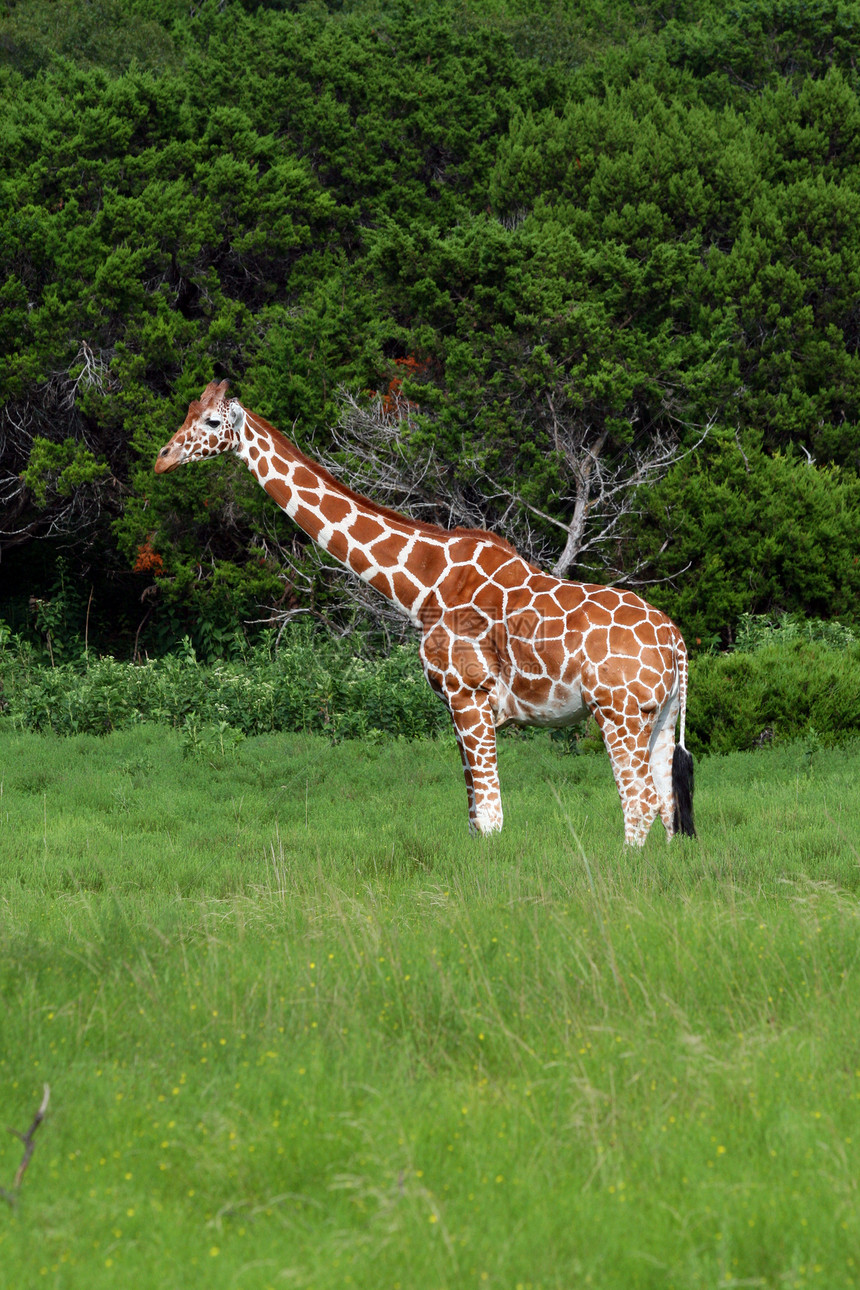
[{"xmin": 205, "ymin": 417, "xmax": 220, "ymax": 429}]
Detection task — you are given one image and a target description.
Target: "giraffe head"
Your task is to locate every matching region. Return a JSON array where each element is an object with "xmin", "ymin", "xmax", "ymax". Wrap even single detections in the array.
[{"xmin": 154, "ymin": 379, "xmax": 244, "ymax": 474}]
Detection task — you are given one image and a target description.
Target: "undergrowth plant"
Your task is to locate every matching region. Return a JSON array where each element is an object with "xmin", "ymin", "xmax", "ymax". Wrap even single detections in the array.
[{"xmin": 2, "ymin": 617, "xmax": 860, "ymax": 756}]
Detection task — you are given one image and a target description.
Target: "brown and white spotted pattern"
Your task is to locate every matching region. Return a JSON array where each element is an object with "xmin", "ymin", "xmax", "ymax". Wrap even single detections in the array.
[{"xmin": 156, "ymin": 380, "xmax": 695, "ymax": 845}]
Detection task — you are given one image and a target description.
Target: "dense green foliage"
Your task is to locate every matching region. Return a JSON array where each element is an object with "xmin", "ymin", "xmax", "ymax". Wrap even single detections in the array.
[
  {"xmin": 2, "ymin": 727, "xmax": 860, "ymax": 1285},
  {"xmin": 2, "ymin": 0, "xmax": 859, "ymax": 652},
  {"xmin": 0, "ymin": 625, "xmax": 450, "ymax": 743},
  {"xmin": 2, "ymin": 615, "xmax": 859, "ymax": 756}
]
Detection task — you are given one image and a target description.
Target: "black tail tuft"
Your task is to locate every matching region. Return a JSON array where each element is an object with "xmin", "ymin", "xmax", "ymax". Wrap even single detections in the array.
[{"xmin": 672, "ymin": 744, "xmax": 696, "ymax": 838}]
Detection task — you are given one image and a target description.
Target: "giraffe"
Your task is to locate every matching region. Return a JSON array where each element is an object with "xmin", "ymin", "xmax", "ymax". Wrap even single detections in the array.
[{"xmin": 155, "ymin": 380, "xmax": 695, "ymax": 845}]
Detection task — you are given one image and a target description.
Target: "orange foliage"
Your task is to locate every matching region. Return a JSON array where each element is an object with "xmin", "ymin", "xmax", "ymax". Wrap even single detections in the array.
[
  {"xmin": 134, "ymin": 540, "xmax": 164, "ymax": 575},
  {"xmin": 378, "ymin": 355, "xmax": 426, "ymax": 414}
]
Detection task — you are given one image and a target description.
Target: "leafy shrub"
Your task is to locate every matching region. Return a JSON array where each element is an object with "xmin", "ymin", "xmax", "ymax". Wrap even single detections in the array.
[
  {"xmin": 686, "ymin": 641, "xmax": 860, "ymax": 756},
  {"xmin": 0, "ymin": 627, "xmax": 449, "ymax": 743},
  {"xmin": 733, "ymin": 611, "xmax": 858, "ymax": 652},
  {"xmin": 4, "ymin": 619, "xmax": 860, "ymax": 757},
  {"xmin": 179, "ymin": 719, "xmax": 246, "ymax": 766}
]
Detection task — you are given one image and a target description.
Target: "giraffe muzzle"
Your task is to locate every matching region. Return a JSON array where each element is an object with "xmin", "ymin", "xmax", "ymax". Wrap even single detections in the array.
[{"xmin": 154, "ymin": 441, "xmax": 184, "ymax": 474}]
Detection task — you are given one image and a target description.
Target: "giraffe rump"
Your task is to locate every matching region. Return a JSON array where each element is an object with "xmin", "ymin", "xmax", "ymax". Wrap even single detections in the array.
[{"xmin": 671, "ymin": 744, "xmax": 695, "ymax": 837}]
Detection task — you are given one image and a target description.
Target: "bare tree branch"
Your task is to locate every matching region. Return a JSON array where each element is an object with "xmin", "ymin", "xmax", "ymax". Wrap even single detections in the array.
[
  {"xmin": 324, "ymin": 388, "xmax": 486, "ymax": 531},
  {"xmin": 59, "ymin": 340, "xmax": 118, "ymax": 411},
  {"xmin": 319, "ymin": 386, "xmax": 713, "ymax": 588},
  {"xmin": 252, "ymin": 382, "xmax": 714, "ymax": 637}
]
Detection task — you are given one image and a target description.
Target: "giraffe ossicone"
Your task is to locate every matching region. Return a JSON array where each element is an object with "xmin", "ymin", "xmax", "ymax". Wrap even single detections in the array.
[{"xmin": 155, "ymin": 379, "xmax": 696, "ymax": 845}]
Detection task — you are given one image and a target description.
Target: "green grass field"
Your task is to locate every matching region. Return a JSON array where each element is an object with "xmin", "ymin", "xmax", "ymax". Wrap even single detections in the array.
[{"xmin": 1, "ymin": 725, "xmax": 859, "ymax": 1289}]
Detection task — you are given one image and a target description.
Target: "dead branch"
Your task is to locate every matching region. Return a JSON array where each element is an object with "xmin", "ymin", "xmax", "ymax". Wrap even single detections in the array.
[
  {"xmin": 469, "ymin": 406, "xmax": 714, "ymax": 580},
  {"xmin": 324, "ymin": 387, "xmax": 556, "ymax": 566},
  {"xmin": 53, "ymin": 341, "xmax": 118, "ymax": 412},
  {"xmin": 1, "ymin": 1084, "xmax": 50, "ymax": 1207},
  {"xmin": 325, "ymin": 387, "xmax": 485, "ymax": 531},
  {"xmin": 255, "ymin": 385, "xmax": 713, "ymax": 633}
]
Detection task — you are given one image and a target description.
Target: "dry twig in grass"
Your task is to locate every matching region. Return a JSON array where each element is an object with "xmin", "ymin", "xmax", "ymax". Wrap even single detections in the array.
[{"xmin": 0, "ymin": 1084, "xmax": 50, "ymax": 1207}]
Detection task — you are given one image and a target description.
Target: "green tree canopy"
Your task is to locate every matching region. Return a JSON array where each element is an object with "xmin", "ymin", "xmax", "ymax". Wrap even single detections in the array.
[{"xmin": 1, "ymin": 0, "xmax": 859, "ymax": 655}]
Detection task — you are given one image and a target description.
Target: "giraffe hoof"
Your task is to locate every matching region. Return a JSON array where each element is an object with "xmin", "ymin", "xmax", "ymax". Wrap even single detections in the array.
[{"xmin": 471, "ymin": 812, "xmax": 504, "ymax": 835}]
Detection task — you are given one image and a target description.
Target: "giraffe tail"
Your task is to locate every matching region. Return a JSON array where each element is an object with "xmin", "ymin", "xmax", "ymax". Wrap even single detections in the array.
[{"xmin": 672, "ymin": 633, "xmax": 696, "ymax": 838}]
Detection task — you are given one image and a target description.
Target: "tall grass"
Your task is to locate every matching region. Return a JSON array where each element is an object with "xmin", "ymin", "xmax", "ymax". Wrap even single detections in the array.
[{"xmin": 1, "ymin": 728, "xmax": 860, "ymax": 1287}]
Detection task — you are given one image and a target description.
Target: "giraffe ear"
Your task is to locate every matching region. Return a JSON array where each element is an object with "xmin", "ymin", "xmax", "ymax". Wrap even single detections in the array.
[{"xmin": 227, "ymin": 399, "xmax": 244, "ymax": 428}]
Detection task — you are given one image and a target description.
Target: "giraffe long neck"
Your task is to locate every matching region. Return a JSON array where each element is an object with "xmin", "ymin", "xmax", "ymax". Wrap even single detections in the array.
[{"xmin": 236, "ymin": 407, "xmax": 446, "ymax": 624}]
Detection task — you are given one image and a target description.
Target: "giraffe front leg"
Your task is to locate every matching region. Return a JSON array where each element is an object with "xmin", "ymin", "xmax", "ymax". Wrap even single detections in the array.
[{"xmin": 448, "ymin": 693, "xmax": 504, "ymax": 835}]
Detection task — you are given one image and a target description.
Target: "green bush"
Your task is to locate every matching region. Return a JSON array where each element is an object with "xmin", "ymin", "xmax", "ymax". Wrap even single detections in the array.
[
  {"xmin": 0, "ymin": 627, "xmax": 450, "ymax": 743},
  {"xmin": 733, "ymin": 610, "xmax": 858, "ymax": 652},
  {"xmin": 687, "ymin": 640, "xmax": 860, "ymax": 756},
  {"xmin": 4, "ymin": 617, "xmax": 860, "ymax": 756}
]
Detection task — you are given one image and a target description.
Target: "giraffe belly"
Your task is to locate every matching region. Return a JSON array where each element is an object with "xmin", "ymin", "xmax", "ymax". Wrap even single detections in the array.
[{"xmin": 494, "ymin": 678, "xmax": 587, "ymax": 730}]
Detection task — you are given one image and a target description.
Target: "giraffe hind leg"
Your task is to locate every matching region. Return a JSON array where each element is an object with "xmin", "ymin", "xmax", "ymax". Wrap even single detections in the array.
[
  {"xmin": 453, "ymin": 729, "xmax": 479, "ymax": 831},
  {"xmin": 648, "ymin": 692, "xmax": 680, "ymax": 839},
  {"xmin": 592, "ymin": 709, "xmax": 661, "ymax": 847}
]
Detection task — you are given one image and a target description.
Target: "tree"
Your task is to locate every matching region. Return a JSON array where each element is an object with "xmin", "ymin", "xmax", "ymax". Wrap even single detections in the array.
[
  {"xmin": 2, "ymin": 0, "xmax": 860, "ymax": 654},
  {"xmin": 633, "ymin": 434, "xmax": 860, "ymax": 642}
]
